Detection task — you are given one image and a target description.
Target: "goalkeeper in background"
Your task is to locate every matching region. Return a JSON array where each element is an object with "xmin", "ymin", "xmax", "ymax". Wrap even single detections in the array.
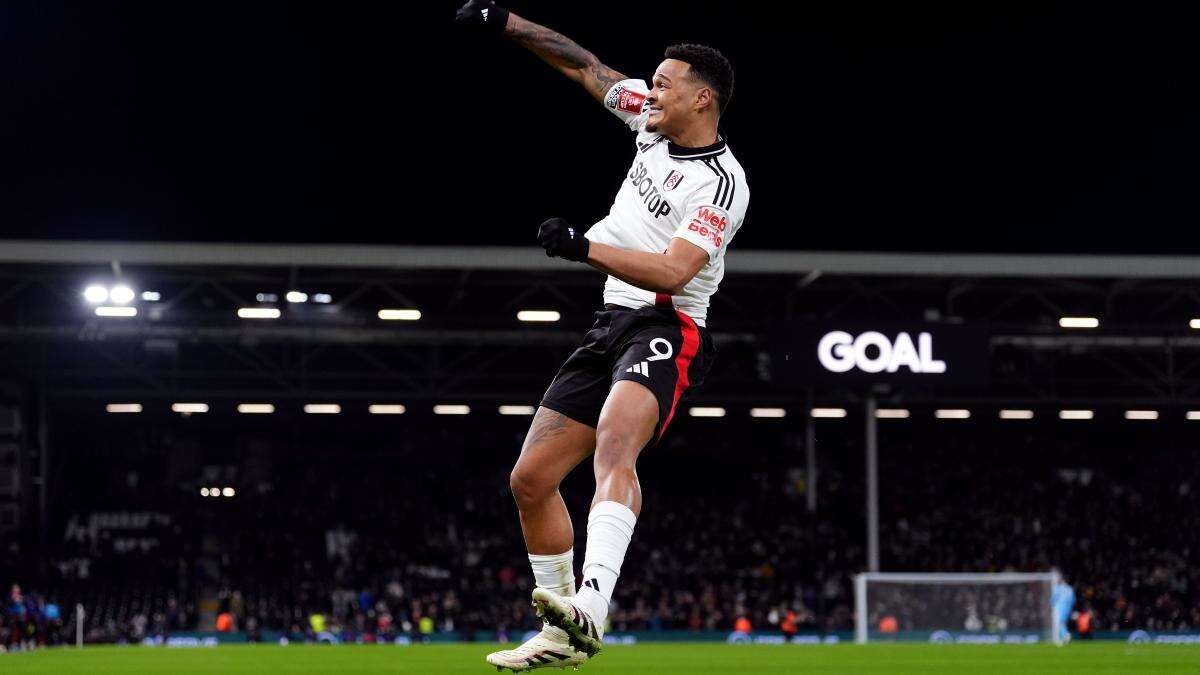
[{"xmin": 1050, "ymin": 573, "xmax": 1075, "ymax": 644}]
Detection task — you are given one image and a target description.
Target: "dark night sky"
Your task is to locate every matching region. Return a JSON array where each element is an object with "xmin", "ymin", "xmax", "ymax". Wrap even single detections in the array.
[{"xmin": 0, "ymin": 1, "xmax": 1196, "ymax": 253}]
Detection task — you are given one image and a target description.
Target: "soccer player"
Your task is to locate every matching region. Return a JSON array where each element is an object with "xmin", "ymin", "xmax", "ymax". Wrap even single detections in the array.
[
  {"xmin": 1050, "ymin": 573, "xmax": 1075, "ymax": 645},
  {"xmin": 456, "ymin": 2, "xmax": 749, "ymax": 670}
]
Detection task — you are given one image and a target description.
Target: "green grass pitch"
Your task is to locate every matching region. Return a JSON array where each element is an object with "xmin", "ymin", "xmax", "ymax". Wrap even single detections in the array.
[{"xmin": 2, "ymin": 643, "xmax": 1198, "ymax": 674}]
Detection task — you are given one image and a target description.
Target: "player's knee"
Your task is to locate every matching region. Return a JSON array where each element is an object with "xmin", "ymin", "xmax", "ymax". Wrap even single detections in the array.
[
  {"xmin": 593, "ymin": 428, "xmax": 640, "ymax": 475},
  {"xmin": 509, "ymin": 465, "xmax": 554, "ymax": 508}
]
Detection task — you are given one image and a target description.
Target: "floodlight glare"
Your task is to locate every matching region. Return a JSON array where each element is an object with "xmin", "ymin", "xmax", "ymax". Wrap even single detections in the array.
[
  {"xmin": 875, "ymin": 408, "xmax": 910, "ymax": 419},
  {"xmin": 84, "ymin": 285, "xmax": 109, "ymax": 303},
  {"xmin": 935, "ymin": 409, "xmax": 971, "ymax": 419},
  {"xmin": 811, "ymin": 408, "xmax": 847, "ymax": 418},
  {"xmin": 517, "ymin": 310, "xmax": 561, "ymax": 322},
  {"xmin": 999, "ymin": 409, "xmax": 1035, "ymax": 420},
  {"xmin": 1059, "ymin": 317, "xmax": 1099, "ymax": 329},
  {"xmin": 95, "ymin": 306, "xmax": 137, "ymax": 317},
  {"xmin": 106, "ymin": 403, "xmax": 143, "ymax": 414},
  {"xmin": 688, "ymin": 407, "xmax": 726, "ymax": 417},
  {"xmin": 378, "ymin": 309, "xmax": 422, "ymax": 321},
  {"xmin": 222, "ymin": 487, "xmax": 235, "ymax": 497},
  {"xmin": 238, "ymin": 308, "xmax": 281, "ymax": 319},
  {"xmin": 750, "ymin": 407, "xmax": 787, "ymax": 418},
  {"xmin": 368, "ymin": 404, "xmax": 407, "ymax": 415},
  {"xmin": 303, "ymin": 404, "xmax": 341, "ymax": 414},
  {"xmin": 141, "ymin": 291, "xmax": 161, "ymax": 302},
  {"xmin": 286, "ymin": 291, "xmax": 308, "ymax": 303},
  {"xmin": 433, "ymin": 405, "xmax": 470, "ymax": 415},
  {"xmin": 109, "ymin": 285, "xmax": 135, "ymax": 304},
  {"xmin": 172, "ymin": 403, "xmax": 209, "ymax": 414},
  {"xmin": 498, "ymin": 405, "xmax": 536, "ymax": 416},
  {"xmin": 237, "ymin": 404, "xmax": 275, "ymax": 414}
]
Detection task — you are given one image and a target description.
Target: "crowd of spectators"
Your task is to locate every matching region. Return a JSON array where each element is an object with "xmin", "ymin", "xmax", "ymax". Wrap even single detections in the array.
[{"xmin": 4, "ymin": 414, "xmax": 1197, "ymax": 644}]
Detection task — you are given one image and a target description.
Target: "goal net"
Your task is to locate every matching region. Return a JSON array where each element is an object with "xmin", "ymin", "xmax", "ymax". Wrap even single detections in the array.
[{"xmin": 854, "ymin": 572, "xmax": 1060, "ymax": 644}]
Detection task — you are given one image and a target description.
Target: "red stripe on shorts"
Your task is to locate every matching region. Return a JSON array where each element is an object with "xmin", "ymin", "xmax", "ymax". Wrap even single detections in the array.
[{"xmin": 657, "ymin": 309, "xmax": 700, "ymax": 441}]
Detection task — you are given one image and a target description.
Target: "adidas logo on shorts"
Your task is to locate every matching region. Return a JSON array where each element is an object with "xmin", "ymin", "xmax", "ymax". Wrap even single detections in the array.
[{"xmin": 625, "ymin": 361, "xmax": 650, "ymax": 377}]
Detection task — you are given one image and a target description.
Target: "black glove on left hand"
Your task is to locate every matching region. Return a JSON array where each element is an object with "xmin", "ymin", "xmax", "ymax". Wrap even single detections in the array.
[
  {"xmin": 454, "ymin": 0, "xmax": 510, "ymax": 33},
  {"xmin": 537, "ymin": 217, "xmax": 590, "ymax": 263}
]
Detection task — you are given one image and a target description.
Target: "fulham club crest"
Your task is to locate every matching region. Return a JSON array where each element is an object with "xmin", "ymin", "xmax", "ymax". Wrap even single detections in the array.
[{"xmin": 663, "ymin": 170, "xmax": 684, "ymax": 191}]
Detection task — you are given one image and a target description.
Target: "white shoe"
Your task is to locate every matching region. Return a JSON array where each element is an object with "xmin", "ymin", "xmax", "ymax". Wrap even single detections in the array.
[
  {"xmin": 485, "ymin": 625, "xmax": 588, "ymax": 672},
  {"xmin": 531, "ymin": 587, "xmax": 604, "ymax": 657}
]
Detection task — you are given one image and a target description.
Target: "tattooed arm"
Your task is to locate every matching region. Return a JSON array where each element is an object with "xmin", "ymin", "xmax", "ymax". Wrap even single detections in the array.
[{"xmin": 503, "ymin": 13, "xmax": 627, "ymax": 103}]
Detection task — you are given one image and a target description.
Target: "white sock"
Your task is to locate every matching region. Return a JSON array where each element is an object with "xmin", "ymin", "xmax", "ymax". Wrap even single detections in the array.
[
  {"xmin": 575, "ymin": 501, "xmax": 637, "ymax": 628},
  {"xmin": 529, "ymin": 549, "xmax": 574, "ymax": 640},
  {"xmin": 528, "ymin": 549, "xmax": 575, "ymax": 598}
]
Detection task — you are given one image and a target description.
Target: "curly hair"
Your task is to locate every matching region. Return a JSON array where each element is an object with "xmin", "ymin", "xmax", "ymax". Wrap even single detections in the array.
[{"xmin": 663, "ymin": 43, "xmax": 735, "ymax": 114}]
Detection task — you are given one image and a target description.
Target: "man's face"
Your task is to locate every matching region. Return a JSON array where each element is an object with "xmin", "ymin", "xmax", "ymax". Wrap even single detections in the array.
[{"xmin": 645, "ymin": 59, "xmax": 703, "ymax": 135}]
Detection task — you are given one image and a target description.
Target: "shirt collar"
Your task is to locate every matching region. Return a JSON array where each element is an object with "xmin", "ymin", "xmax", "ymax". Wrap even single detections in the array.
[{"xmin": 667, "ymin": 137, "xmax": 727, "ymax": 160}]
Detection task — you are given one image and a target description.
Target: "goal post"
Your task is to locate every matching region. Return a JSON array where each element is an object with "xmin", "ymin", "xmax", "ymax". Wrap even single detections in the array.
[{"xmin": 854, "ymin": 572, "xmax": 1061, "ymax": 645}]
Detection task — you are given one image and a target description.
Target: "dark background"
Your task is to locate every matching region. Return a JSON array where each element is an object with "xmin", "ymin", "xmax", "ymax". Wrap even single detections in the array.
[{"xmin": 1, "ymin": 1, "xmax": 1196, "ymax": 253}]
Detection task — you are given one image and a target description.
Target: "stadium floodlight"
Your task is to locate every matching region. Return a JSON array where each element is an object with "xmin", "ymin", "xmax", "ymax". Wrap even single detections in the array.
[
  {"xmin": 498, "ymin": 405, "xmax": 536, "ymax": 416},
  {"xmin": 1191, "ymin": 319, "xmax": 1200, "ymax": 330},
  {"xmin": 750, "ymin": 407, "xmax": 786, "ymax": 418},
  {"xmin": 875, "ymin": 408, "xmax": 910, "ymax": 419},
  {"xmin": 105, "ymin": 403, "xmax": 142, "ymax": 413},
  {"xmin": 935, "ymin": 409, "xmax": 970, "ymax": 419},
  {"xmin": 141, "ymin": 291, "xmax": 161, "ymax": 302},
  {"xmin": 172, "ymin": 403, "xmax": 209, "ymax": 414},
  {"xmin": 378, "ymin": 309, "xmax": 422, "ymax": 321},
  {"xmin": 222, "ymin": 487, "xmax": 235, "ymax": 498},
  {"xmin": 1187, "ymin": 411, "xmax": 1200, "ymax": 421},
  {"xmin": 1059, "ymin": 317, "xmax": 1099, "ymax": 329},
  {"xmin": 237, "ymin": 403, "xmax": 275, "ymax": 414},
  {"xmin": 1059, "ymin": 409, "xmax": 1094, "ymax": 420},
  {"xmin": 95, "ymin": 306, "xmax": 137, "ymax": 317},
  {"xmin": 83, "ymin": 285, "xmax": 109, "ymax": 303},
  {"xmin": 209, "ymin": 487, "xmax": 221, "ymax": 498},
  {"xmin": 368, "ymin": 404, "xmax": 407, "ymax": 415},
  {"xmin": 999, "ymin": 409, "xmax": 1035, "ymax": 420},
  {"xmin": 200, "ymin": 487, "xmax": 210, "ymax": 497},
  {"xmin": 688, "ymin": 407, "xmax": 726, "ymax": 417},
  {"xmin": 109, "ymin": 285, "xmax": 135, "ymax": 304},
  {"xmin": 255, "ymin": 293, "xmax": 278, "ymax": 303},
  {"xmin": 811, "ymin": 407, "xmax": 847, "ymax": 418},
  {"xmin": 286, "ymin": 291, "xmax": 308, "ymax": 303},
  {"xmin": 434, "ymin": 404, "xmax": 471, "ymax": 415},
  {"xmin": 1124, "ymin": 410, "xmax": 1158, "ymax": 420},
  {"xmin": 518, "ymin": 310, "xmax": 561, "ymax": 322},
  {"xmin": 311, "ymin": 293, "xmax": 333, "ymax": 304},
  {"xmin": 304, "ymin": 404, "xmax": 341, "ymax": 414},
  {"xmin": 238, "ymin": 308, "xmax": 281, "ymax": 319}
]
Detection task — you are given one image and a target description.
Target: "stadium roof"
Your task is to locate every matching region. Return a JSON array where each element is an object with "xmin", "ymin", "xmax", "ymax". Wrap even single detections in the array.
[{"xmin": 3, "ymin": 240, "xmax": 1200, "ymax": 278}]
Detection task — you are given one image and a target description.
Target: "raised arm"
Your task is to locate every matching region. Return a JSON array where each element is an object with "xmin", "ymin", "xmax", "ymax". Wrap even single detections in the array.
[{"xmin": 456, "ymin": 1, "xmax": 627, "ymax": 103}]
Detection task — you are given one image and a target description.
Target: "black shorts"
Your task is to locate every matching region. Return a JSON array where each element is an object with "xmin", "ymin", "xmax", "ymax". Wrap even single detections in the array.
[{"xmin": 540, "ymin": 303, "xmax": 716, "ymax": 442}]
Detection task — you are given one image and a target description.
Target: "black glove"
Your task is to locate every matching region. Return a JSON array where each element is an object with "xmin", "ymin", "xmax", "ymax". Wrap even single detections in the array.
[
  {"xmin": 454, "ymin": 0, "xmax": 510, "ymax": 33},
  {"xmin": 537, "ymin": 217, "xmax": 590, "ymax": 263}
]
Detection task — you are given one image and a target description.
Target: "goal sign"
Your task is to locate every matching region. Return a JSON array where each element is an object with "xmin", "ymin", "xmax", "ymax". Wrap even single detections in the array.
[{"xmin": 770, "ymin": 321, "xmax": 989, "ymax": 387}]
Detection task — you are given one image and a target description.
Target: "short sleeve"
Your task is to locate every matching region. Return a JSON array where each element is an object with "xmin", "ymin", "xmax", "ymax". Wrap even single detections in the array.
[
  {"xmin": 602, "ymin": 79, "xmax": 651, "ymax": 132},
  {"xmin": 672, "ymin": 201, "xmax": 732, "ymax": 263}
]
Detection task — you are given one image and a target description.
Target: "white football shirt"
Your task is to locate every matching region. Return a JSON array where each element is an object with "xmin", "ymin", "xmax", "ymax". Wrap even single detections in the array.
[{"xmin": 585, "ymin": 78, "xmax": 749, "ymax": 325}]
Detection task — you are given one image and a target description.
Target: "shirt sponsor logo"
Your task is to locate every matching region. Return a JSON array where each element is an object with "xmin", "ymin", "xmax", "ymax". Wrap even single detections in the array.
[
  {"xmin": 606, "ymin": 84, "xmax": 646, "ymax": 114},
  {"xmin": 686, "ymin": 206, "xmax": 727, "ymax": 247},
  {"xmin": 663, "ymin": 170, "xmax": 684, "ymax": 191},
  {"xmin": 627, "ymin": 161, "xmax": 674, "ymax": 218}
]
